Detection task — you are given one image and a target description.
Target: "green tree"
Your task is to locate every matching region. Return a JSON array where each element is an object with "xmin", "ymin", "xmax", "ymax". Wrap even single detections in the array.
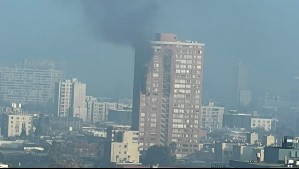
[{"xmin": 142, "ymin": 145, "xmax": 176, "ymax": 166}]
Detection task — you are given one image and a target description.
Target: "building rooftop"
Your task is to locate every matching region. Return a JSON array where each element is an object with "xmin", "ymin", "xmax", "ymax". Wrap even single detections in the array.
[{"xmin": 229, "ymin": 160, "xmax": 289, "ymax": 168}]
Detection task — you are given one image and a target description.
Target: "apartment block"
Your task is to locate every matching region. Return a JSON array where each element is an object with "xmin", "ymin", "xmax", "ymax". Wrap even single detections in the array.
[
  {"xmin": 110, "ymin": 131, "xmax": 139, "ymax": 164},
  {"xmin": 136, "ymin": 33, "xmax": 205, "ymax": 158},
  {"xmin": 0, "ymin": 61, "xmax": 63, "ymax": 104},
  {"xmin": 251, "ymin": 117, "xmax": 275, "ymax": 132},
  {"xmin": 201, "ymin": 102, "xmax": 224, "ymax": 128},
  {"xmin": 2, "ymin": 113, "xmax": 33, "ymax": 138},
  {"xmin": 54, "ymin": 78, "xmax": 87, "ymax": 121}
]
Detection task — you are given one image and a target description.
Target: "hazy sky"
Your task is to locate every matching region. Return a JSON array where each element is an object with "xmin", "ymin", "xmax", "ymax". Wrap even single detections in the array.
[{"xmin": 1, "ymin": 0, "xmax": 299, "ymax": 104}]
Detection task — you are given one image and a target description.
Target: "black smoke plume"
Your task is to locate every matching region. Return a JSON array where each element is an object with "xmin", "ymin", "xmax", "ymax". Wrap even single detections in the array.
[
  {"xmin": 81, "ymin": 0, "xmax": 158, "ymax": 130},
  {"xmin": 81, "ymin": 0, "xmax": 158, "ymax": 92}
]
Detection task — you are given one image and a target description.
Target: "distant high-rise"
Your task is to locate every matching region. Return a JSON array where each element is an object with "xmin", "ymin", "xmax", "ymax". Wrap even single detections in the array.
[
  {"xmin": 134, "ymin": 33, "xmax": 205, "ymax": 158},
  {"xmin": 54, "ymin": 78, "xmax": 87, "ymax": 121},
  {"xmin": 236, "ymin": 63, "xmax": 251, "ymax": 106},
  {"xmin": 0, "ymin": 60, "xmax": 64, "ymax": 104}
]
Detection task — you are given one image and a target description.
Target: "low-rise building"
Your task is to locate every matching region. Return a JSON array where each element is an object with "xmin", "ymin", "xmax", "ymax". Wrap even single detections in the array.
[
  {"xmin": 246, "ymin": 132, "xmax": 258, "ymax": 144},
  {"xmin": 223, "ymin": 113, "xmax": 251, "ymax": 130},
  {"xmin": 232, "ymin": 144, "xmax": 263, "ymax": 162},
  {"xmin": 110, "ymin": 131, "xmax": 139, "ymax": 164},
  {"xmin": 108, "ymin": 109, "xmax": 132, "ymax": 126},
  {"xmin": 262, "ymin": 135, "xmax": 275, "ymax": 146},
  {"xmin": 251, "ymin": 117, "xmax": 275, "ymax": 132},
  {"xmin": 214, "ymin": 142, "xmax": 238, "ymax": 163},
  {"xmin": 1, "ymin": 113, "xmax": 33, "ymax": 138}
]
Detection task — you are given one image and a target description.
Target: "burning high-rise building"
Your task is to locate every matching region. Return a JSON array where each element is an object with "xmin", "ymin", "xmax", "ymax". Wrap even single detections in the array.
[{"xmin": 132, "ymin": 33, "xmax": 205, "ymax": 158}]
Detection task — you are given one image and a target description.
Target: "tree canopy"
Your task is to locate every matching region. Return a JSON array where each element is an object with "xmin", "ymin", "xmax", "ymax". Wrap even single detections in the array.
[{"xmin": 142, "ymin": 145, "xmax": 176, "ymax": 166}]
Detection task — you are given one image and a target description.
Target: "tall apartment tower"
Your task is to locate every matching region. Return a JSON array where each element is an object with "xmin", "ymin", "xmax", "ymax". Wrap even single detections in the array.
[
  {"xmin": 54, "ymin": 78, "xmax": 87, "ymax": 121},
  {"xmin": 135, "ymin": 33, "xmax": 205, "ymax": 158}
]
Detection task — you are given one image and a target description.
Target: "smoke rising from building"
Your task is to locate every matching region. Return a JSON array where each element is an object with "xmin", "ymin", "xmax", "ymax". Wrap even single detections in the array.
[
  {"xmin": 80, "ymin": 0, "xmax": 158, "ymax": 130},
  {"xmin": 81, "ymin": 0, "xmax": 158, "ymax": 91}
]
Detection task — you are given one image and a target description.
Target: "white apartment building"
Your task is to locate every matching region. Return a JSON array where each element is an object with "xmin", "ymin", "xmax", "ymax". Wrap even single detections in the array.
[
  {"xmin": 86, "ymin": 97, "xmax": 131, "ymax": 124},
  {"xmin": 86, "ymin": 96, "xmax": 105, "ymax": 123},
  {"xmin": 251, "ymin": 117, "xmax": 274, "ymax": 132},
  {"xmin": 54, "ymin": 78, "xmax": 87, "ymax": 121},
  {"xmin": 110, "ymin": 131, "xmax": 139, "ymax": 164},
  {"xmin": 0, "ymin": 61, "xmax": 63, "ymax": 104},
  {"xmin": 2, "ymin": 113, "xmax": 33, "ymax": 137},
  {"xmin": 201, "ymin": 102, "xmax": 224, "ymax": 128},
  {"xmin": 71, "ymin": 81, "xmax": 87, "ymax": 121}
]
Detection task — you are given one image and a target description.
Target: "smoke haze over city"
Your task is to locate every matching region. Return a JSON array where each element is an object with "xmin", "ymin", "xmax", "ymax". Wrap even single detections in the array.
[
  {"xmin": 1, "ymin": 0, "xmax": 299, "ymax": 104},
  {"xmin": 3, "ymin": 0, "xmax": 299, "ymax": 168}
]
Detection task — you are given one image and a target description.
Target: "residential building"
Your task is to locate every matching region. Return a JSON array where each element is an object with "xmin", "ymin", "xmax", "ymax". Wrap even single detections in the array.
[
  {"xmin": 86, "ymin": 96, "xmax": 105, "ymax": 124},
  {"xmin": 0, "ymin": 60, "xmax": 64, "ymax": 104},
  {"xmin": 263, "ymin": 136, "xmax": 299, "ymax": 164},
  {"xmin": 223, "ymin": 112, "xmax": 276, "ymax": 132},
  {"xmin": 108, "ymin": 109, "xmax": 132, "ymax": 126},
  {"xmin": 54, "ymin": 78, "xmax": 87, "ymax": 121},
  {"xmin": 223, "ymin": 113, "xmax": 252, "ymax": 130},
  {"xmin": 251, "ymin": 117, "xmax": 275, "ymax": 132},
  {"xmin": 134, "ymin": 33, "xmax": 205, "ymax": 158},
  {"xmin": 103, "ymin": 125, "xmax": 139, "ymax": 165},
  {"xmin": 110, "ymin": 131, "xmax": 139, "ymax": 164},
  {"xmin": 1, "ymin": 113, "xmax": 33, "ymax": 137},
  {"xmin": 104, "ymin": 102, "xmax": 118, "ymax": 121},
  {"xmin": 232, "ymin": 144, "xmax": 262, "ymax": 162},
  {"xmin": 262, "ymin": 135, "xmax": 275, "ymax": 146},
  {"xmin": 246, "ymin": 132, "xmax": 258, "ymax": 145},
  {"xmin": 214, "ymin": 142, "xmax": 238, "ymax": 163},
  {"xmin": 86, "ymin": 97, "xmax": 131, "ymax": 124},
  {"xmin": 71, "ymin": 80, "xmax": 87, "ymax": 121},
  {"xmin": 201, "ymin": 102, "xmax": 224, "ymax": 128}
]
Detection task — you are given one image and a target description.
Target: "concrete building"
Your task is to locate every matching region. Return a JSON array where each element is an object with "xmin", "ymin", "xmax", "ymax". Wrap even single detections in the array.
[
  {"xmin": 201, "ymin": 102, "xmax": 224, "ymax": 128},
  {"xmin": 1, "ymin": 113, "xmax": 33, "ymax": 137},
  {"xmin": 223, "ymin": 113, "xmax": 252, "ymax": 130},
  {"xmin": 262, "ymin": 135, "xmax": 275, "ymax": 146},
  {"xmin": 223, "ymin": 112, "xmax": 276, "ymax": 132},
  {"xmin": 54, "ymin": 78, "xmax": 87, "ymax": 121},
  {"xmin": 86, "ymin": 97, "xmax": 131, "ymax": 124},
  {"xmin": 263, "ymin": 136, "xmax": 299, "ymax": 164},
  {"xmin": 134, "ymin": 33, "xmax": 205, "ymax": 158},
  {"xmin": 0, "ymin": 60, "xmax": 64, "ymax": 104},
  {"xmin": 86, "ymin": 96, "xmax": 105, "ymax": 124},
  {"xmin": 71, "ymin": 80, "xmax": 87, "ymax": 121},
  {"xmin": 104, "ymin": 102, "xmax": 118, "ymax": 121},
  {"xmin": 214, "ymin": 142, "xmax": 238, "ymax": 163},
  {"xmin": 251, "ymin": 117, "xmax": 275, "ymax": 132},
  {"xmin": 110, "ymin": 131, "xmax": 139, "ymax": 164},
  {"xmin": 108, "ymin": 109, "xmax": 132, "ymax": 126},
  {"xmin": 103, "ymin": 125, "xmax": 139, "ymax": 165},
  {"xmin": 247, "ymin": 132, "xmax": 258, "ymax": 145},
  {"xmin": 232, "ymin": 144, "xmax": 264, "ymax": 162}
]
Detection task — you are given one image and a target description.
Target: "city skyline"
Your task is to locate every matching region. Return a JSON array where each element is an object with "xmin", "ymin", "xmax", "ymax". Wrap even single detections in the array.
[
  {"xmin": 2, "ymin": 0, "xmax": 299, "ymax": 168},
  {"xmin": 1, "ymin": 0, "xmax": 299, "ymax": 104}
]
